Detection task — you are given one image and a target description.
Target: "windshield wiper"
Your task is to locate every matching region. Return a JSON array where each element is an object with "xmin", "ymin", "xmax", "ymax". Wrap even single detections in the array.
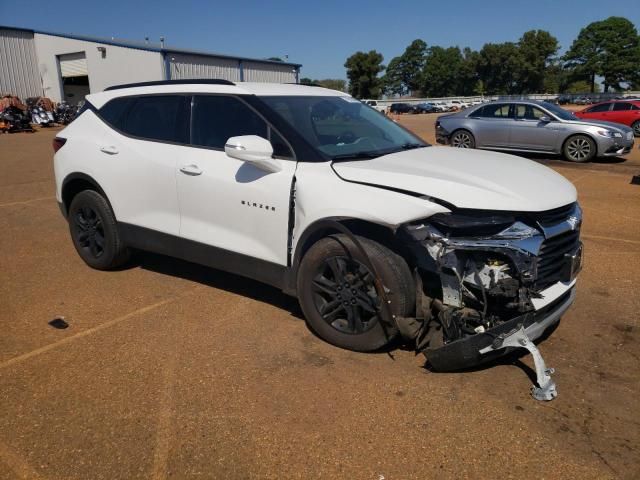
[{"xmin": 331, "ymin": 151, "xmax": 382, "ymax": 161}]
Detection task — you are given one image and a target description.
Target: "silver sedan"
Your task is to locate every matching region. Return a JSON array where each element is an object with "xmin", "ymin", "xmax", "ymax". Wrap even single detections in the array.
[{"xmin": 435, "ymin": 100, "xmax": 635, "ymax": 162}]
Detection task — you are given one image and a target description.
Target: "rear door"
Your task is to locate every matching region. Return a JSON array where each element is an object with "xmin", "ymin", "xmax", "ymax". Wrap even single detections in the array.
[
  {"xmin": 609, "ymin": 102, "xmax": 640, "ymax": 127},
  {"xmin": 98, "ymin": 94, "xmax": 190, "ymax": 235},
  {"xmin": 510, "ymin": 104, "xmax": 561, "ymax": 151},
  {"xmin": 176, "ymin": 95, "xmax": 296, "ymax": 266},
  {"xmin": 470, "ymin": 103, "xmax": 513, "ymax": 148}
]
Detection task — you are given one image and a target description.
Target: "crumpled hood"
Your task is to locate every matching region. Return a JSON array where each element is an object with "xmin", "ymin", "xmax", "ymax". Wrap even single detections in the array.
[{"xmin": 332, "ymin": 147, "xmax": 577, "ymax": 211}]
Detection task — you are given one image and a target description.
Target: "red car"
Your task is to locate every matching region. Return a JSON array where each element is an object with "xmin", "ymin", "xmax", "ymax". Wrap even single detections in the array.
[{"xmin": 574, "ymin": 99, "xmax": 640, "ymax": 137}]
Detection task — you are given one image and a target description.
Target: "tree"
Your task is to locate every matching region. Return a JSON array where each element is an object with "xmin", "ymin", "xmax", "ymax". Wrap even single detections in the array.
[
  {"xmin": 565, "ymin": 17, "xmax": 640, "ymax": 92},
  {"xmin": 344, "ymin": 50, "xmax": 385, "ymax": 99},
  {"xmin": 565, "ymin": 80, "xmax": 601, "ymax": 94},
  {"xmin": 421, "ymin": 46, "xmax": 464, "ymax": 97},
  {"xmin": 382, "ymin": 39, "xmax": 427, "ymax": 96},
  {"xmin": 315, "ymin": 79, "xmax": 347, "ymax": 91},
  {"xmin": 300, "ymin": 77, "xmax": 314, "ymax": 85},
  {"xmin": 267, "ymin": 57, "xmax": 283, "ymax": 62},
  {"xmin": 476, "ymin": 42, "xmax": 523, "ymax": 94},
  {"xmin": 517, "ymin": 30, "xmax": 559, "ymax": 93}
]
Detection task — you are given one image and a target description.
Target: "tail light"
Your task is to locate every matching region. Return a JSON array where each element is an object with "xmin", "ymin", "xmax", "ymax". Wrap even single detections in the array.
[{"xmin": 53, "ymin": 137, "xmax": 67, "ymax": 153}]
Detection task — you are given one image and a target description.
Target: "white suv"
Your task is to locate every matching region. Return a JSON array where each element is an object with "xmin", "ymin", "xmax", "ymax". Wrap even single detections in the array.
[{"xmin": 54, "ymin": 80, "xmax": 582, "ymax": 372}]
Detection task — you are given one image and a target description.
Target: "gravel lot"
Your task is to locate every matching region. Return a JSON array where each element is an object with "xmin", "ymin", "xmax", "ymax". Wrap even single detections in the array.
[{"xmin": 1, "ymin": 119, "xmax": 639, "ymax": 479}]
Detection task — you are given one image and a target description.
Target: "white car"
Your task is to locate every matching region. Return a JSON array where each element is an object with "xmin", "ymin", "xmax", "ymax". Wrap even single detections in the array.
[
  {"xmin": 361, "ymin": 99, "xmax": 386, "ymax": 113},
  {"xmin": 53, "ymin": 80, "xmax": 582, "ymax": 376}
]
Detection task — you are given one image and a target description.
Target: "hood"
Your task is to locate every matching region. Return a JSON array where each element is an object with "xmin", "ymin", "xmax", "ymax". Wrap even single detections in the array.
[
  {"xmin": 568, "ymin": 118, "xmax": 634, "ymax": 134},
  {"xmin": 332, "ymin": 147, "xmax": 577, "ymax": 212}
]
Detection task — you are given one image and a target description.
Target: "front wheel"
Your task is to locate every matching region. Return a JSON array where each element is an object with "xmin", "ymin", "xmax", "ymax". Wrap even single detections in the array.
[
  {"xmin": 563, "ymin": 135, "xmax": 596, "ymax": 162},
  {"xmin": 451, "ymin": 129, "xmax": 475, "ymax": 149},
  {"xmin": 297, "ymin": 234, "xmax": 415, "ymax": 352},
  {"xmin": 632, "ymin": 120, "xmax": 640, "ymax": 137}
]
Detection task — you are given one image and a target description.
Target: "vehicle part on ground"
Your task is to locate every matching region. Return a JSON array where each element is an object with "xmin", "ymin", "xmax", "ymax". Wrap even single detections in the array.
[{"xmin": 479, "ymin": 325, "xmax": 557, "ymax": 401}]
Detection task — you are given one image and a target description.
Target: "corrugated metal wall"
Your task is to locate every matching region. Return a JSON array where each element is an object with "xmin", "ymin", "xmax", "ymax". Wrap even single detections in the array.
[
  {"xmin": 169, "ymin": 53, "xmax": 241, "ymax": 82},
  {"xmin": 243, "ymin": 61, "xmax": 296, "ymax": 83},
  {"xmin": 0, "ymin": 28, "xmax": 42, "ymax": 98}
]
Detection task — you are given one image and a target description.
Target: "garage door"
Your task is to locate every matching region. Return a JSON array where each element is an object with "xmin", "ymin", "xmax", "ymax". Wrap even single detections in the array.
[{"xmin": 58, "ymin": 52, "xmax": 88, "ymax": 77}]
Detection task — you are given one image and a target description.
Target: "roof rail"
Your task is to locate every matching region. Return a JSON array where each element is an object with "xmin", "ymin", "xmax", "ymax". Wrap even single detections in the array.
[{"xmin": 104, "ymin": 79, "xmax": 235, "ymax": 91}]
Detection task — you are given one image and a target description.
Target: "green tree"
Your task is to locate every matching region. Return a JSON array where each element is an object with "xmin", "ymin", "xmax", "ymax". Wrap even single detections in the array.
[
  {"xmin": 315, "ymin": 79, "xmax": 347, "ymax": 91},
  {"xmin": 458, "ymin": 47, "xmax": 480, "ymax": 96},
  {"xmin": 344, "ymin": 50, "xmax": 385, "ymax": 99},
  {"xmin": 517, "ymin": 30, "xmax": 559, "ymax": 93},
  {"xmin": 299, "ymin": 77, "xmax": 314, "ymax": 85},
  {"xmin": 565, "ymin": 17, "xmax": 640, "ymax": 92},
  {"xmin": 382, "ymin": 40, "xmax": 427, "ymax": 96},
  {"xmin": 565, "ymin": 80, "xmax": 601, "ymax": 94},
  {"xmin": 476, "ymin": 42, "xmax": 522, "ymax": 94},
  {"xmin": 421, "ymin": 46, "xmax": 464, "ymax": 97},
  {"xmin": 382, "ymin": 56, "xmax": 406, "ymax": 96}
]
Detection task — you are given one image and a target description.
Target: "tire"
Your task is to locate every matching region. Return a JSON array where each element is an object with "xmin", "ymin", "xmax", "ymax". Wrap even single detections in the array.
[
  {"xmin": 632, "ymin": 120, "xmax": 640, "ymax": 137},
  {"xmin": 563, "ymin": 134, "xmax": 596, "ymax": 162},
  {"xmin": 297, "ymin": 234, "xmax": 415, "ymax": 352},
  {"xmin": 451, "ymin": 129, "xmax": 476, "ymax": 149},
  {"xmin": 68, "ymin": 190, "xmax": 130, "ymax": 270}
]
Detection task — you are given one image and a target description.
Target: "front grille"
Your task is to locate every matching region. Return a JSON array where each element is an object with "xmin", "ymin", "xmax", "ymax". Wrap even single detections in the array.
[
  {"xmin": 535, "ymin": 229, "xmax": 581, "ymax": 290},
  {"xmin": 528, "ymin": 203, "xmax": 576, "ymax": 228}
]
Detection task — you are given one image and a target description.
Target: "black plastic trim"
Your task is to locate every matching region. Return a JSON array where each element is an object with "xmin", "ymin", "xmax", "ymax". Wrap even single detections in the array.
[
  {"xmin": 105, "ymin": 79, "xmax": 235, "ymax": 91},
  {"xmin": 118, "ymin": 223, "xmax": 288, "ymax": 290}
]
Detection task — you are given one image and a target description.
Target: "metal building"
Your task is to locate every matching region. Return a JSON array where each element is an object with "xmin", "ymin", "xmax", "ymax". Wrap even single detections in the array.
[{"xmin": 0, "ymin": 26, "xmax": 302, "ymax": 104}]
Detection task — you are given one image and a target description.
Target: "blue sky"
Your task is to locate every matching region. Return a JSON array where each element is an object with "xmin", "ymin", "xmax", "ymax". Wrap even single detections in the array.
[{"xmin": 1, "ymin": 0, "xmax": 638, "ymax": 79}]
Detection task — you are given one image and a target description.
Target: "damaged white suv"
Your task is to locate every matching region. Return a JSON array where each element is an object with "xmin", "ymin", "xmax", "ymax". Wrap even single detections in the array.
[{"xmin": 54, "ymin": 80, "xmax": 582, "ymax": 386}]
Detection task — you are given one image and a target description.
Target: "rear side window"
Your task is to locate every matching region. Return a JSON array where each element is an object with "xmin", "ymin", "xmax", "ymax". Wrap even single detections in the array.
[
  {"xmin": 586, "ymin": 103, "xmax": 611, "ymax": 113},
  {"xmin": 191, "ymin": 95, "xmax": 292, "ymax": 158},
  {"xmin": 100, "ymin": 95, "xmax": 189, "ymax": 144},
  {"xmin": 612, "ymin": 102, "xmax": 633, "ymax": 111},
  {"xmin": 124, "ymin": 96, "xmax": 189, "ymax": 143},
  {"xmin": 478, "ymin": 104, "xmax": 511, "ymax": 118}
]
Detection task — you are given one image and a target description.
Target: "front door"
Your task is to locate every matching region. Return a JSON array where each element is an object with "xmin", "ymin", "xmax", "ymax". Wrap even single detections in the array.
[
  {"xmin": 177, "ymin": 95, "xmax": 297, "ymax": 266},
  {"xmin": 510, "ymin": 104, "xmax": 561, "ymax": 151}
]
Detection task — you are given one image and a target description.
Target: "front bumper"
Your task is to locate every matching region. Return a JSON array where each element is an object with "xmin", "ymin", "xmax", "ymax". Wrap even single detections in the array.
[
  {"xmin": 435, "ymin": 125, "xmax": 451, "ymax": 145},
  {"xmin": 597, "ymin": 136, "xmax": 634, "ymax": 157},
  {"xmin": 425, "ymin": 286, "xmax": 576, "ymax": 371}
]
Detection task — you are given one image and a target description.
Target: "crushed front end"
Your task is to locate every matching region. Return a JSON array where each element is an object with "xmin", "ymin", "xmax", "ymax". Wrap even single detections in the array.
[{"xmin": 398, "ymin": 202, "xmax": 583, "ymax": 377}]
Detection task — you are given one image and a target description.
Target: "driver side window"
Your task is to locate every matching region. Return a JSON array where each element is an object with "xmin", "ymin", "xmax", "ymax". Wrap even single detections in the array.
[{"xmin": 191, "ymin": 95, "xmax": 293, "ymax": 158}]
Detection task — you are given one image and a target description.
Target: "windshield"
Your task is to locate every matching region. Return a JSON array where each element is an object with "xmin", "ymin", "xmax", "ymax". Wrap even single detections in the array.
[
  {"xmin": 260, "ymin": 96, "xmax": 427, "ymax": 160},
  {"xmin": 541, "ymin": 102, "xmax": 577, "ymax": 121}
]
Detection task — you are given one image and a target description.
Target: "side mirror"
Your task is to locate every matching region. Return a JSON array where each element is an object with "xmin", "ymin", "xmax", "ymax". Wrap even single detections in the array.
[
  {"xmin": 224, "ymin": 135, "xmax": 281, "ymax": 173},
  {"xmin": 539, "ymin": 115, "xmax": 552, "ymax": 123}
]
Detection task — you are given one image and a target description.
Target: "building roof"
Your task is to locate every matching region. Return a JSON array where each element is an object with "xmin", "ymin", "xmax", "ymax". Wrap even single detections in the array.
[{"xmin": 0, "ymin": 25, "xmax": 302, "ymax": 68}]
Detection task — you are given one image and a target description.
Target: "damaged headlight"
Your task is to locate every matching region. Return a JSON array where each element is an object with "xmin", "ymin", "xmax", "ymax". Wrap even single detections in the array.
[{"xmin": 409, "ymin": 212, "xmax": 516, "ymax": 238}]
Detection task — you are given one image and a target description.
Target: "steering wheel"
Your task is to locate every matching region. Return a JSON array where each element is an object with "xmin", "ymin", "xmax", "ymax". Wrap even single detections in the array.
[{"xmin": 337, "ymin": 131, "xmax": 357, "ymax": 144}]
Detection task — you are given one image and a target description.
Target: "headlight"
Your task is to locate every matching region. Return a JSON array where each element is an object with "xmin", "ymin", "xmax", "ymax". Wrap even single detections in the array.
[
  {"xmin": 596, "ymin": 129, "xmax": 622, "ymax": 138},
  {"xmin": 424, "ymin": 212, "xmax": 516, "ymax": 237}
]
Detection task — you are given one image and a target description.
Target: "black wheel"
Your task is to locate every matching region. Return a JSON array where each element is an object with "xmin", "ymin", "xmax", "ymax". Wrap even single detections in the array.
[
  {"xmin": 632, "ymin": 120, "xmax": 640, "ymax": 137},
  {"xmin": 563, "ymin": 134, "xmax": 596, "ymax": 162},
  {"xmin": 451, "ymin": 129, "xmax": 475, "ymax": 148},
  {"xmin": 68, "ymin": 190, "xmax": 130, "ymax": 270},
  {"xmin": 297, "ymin": 234, "xmax": 414, "ymax": 352}
]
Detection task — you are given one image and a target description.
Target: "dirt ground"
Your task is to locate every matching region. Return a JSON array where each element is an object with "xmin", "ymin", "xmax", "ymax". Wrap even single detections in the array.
[{"xmin": 0, "ymin": 117, "xmax": 639, "ymax": 480}]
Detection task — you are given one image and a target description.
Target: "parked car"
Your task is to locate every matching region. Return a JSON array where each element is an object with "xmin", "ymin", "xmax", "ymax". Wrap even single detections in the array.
[
  {"xmin": 431, "ymin": 102, "xmax": 448, "ymax": 112},
  {"xmin": 436, "ymin": 100, "xmax": 634, "ymax": 162},
  {"xmin": 574, "ymin": 96, "xmax": 593, "ymax": 105},
  {"xmin": 54, "ymin": 79, "xmax": 582, "ymax": 378},
  {"xmin": 556, "ymin": 95, "xmax": 572, "ymax": 105},
  {"xmin": 574, "ymin": 100, "xmax": 640, "ymax": 137},
  {"xmin": 389, "ymin": 103, "xmax": 415, "ymax": 114},
  {"xmin": 450, "ymin": 100, "xmax": 469, "ymax": 110},
  {"xmin": 361, "ymin": 99, "xmax": 386, "ymax": 114},
  {"xmin": 414, "ymin": 102, "xmax": 437, "ymax": 113}
]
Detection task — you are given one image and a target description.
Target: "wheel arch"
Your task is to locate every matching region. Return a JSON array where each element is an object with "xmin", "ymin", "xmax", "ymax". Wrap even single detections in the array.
[
  {"xmin": 284, "ymin": 217, "xmax": 411, "ymax": 296},
  {"xmin": 61, "ymin": 173, "xmax": 112, "ymax": 218},
  {"xmin": 561, "ymin": 132, "xmax": 598, "ymax": 156}
]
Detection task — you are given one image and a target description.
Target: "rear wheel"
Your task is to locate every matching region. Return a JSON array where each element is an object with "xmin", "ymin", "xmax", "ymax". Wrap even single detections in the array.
[
  {"xmin": 563, "ymin": 135, "xmax": 596, "ymax": 162},
  {"xmin": 632, "ymin": 120, "xmax": 640, "ymax": 137},
  {"xmin": 68, "ymin": 190, "xmax": 130, "ymax": 270},
  {"xmin": 297, "ymin": 234, "xmax": 414, "ymax": 352},
  {"xmin": 451, "ymin": 129, "xmax": 475, "ymax": 149}
]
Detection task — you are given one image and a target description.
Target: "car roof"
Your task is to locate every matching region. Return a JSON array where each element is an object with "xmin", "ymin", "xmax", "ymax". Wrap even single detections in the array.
[{"xmin": 87, "ymin": 81, "xmax": 349, "ymax": 108}]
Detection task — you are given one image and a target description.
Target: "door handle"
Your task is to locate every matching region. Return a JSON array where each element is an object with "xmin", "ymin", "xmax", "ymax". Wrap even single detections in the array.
[
  {"xmin": 179, "ymin": 164, "xmax": 203, "ymax": 176},
  {"xmin": 99, "ymin": 145, "xmax": 119, "ymax": 155}
]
